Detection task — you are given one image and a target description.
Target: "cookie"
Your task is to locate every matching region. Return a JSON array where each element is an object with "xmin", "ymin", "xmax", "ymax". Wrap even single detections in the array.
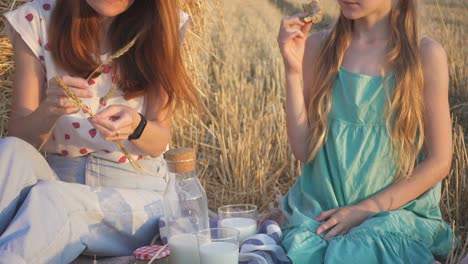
[{"xmin": 302, "ymin": 0, "xmax": 323, "ymax": 23}]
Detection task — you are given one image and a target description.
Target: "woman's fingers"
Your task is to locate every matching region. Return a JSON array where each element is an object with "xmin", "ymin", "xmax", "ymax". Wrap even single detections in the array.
[
  {"xmin": 47, "ymin": 97, "xmax": 80, "ymax": 115},
  {"xmin": 50, "ymin": 105, "xmax": 80, "ymax": 115},
  {"xmin": 45, "ymin": 95, "xmax": 75, "ymax": 109},
  {"xmin": 49, "ymin": 76, "xmax": 93, "ymax": 98},
  {"xmin": 60, "ymin": 75, "xmax": 88, "ymax": 89},
  {"xmin": 94, "ymin": 105, "xmax": 123, "ymax": 120},
  {"xmin": 40, "ymin": 75, "xmax": 92, "ymax": 117},
  {"xmin": 90, "ymin": 121, "xmax": 132, "ymax": 141},
  {"xmin": 54, "ymin": 97, "xmax": 75, "ymax": 108},
  {"xmin": 67, "ymin": 87, "xmax": 93, "ymax": 98},
  {"xmin": 48, "ymin": 87, "xmax": 93, "ymax": 99},
  {"xmin": 89, "ymin": 107, "xmax": 135, "ymax": 141},
  {"xmin": 93, "ymin": 107, "xmax": 132, "ymax": 130},
  {"xmin": 92, "ymin": 115, "xmax": 132, "ymax": 133}
]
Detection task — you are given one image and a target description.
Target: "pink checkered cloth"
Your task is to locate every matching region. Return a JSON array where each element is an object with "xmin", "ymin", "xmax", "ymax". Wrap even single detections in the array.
[{"xmin": 134, "ymin": 245, "xmax": 170, "ymax": 261}]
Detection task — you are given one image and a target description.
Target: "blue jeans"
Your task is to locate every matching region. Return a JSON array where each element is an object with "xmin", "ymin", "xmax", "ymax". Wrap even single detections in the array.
[{"xmin": 0, "ymin": 137, "xmax": 167, "ymax": 264}]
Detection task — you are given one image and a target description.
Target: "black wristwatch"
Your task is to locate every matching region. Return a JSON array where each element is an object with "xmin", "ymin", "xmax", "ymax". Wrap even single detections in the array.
[{"xmin": 128, "ymin": 113, "xmax": 147, "ymax": 141}]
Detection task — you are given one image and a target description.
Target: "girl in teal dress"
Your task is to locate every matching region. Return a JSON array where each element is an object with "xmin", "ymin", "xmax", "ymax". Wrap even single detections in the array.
[{"xmin": 277, "ymin": 0, "xmax": 454, "ymax": 263}]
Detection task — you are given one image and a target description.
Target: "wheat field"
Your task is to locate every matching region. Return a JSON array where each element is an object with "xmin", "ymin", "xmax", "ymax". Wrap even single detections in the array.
[{"xmin": 0, "ymin": 0, "xmax": 467, "ymax": 262}]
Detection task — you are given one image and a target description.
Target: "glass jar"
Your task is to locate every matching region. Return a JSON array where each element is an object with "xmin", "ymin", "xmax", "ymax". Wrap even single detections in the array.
[{"xmin": 163, "ymin": 148, "xmax": 209, "ymax": 264}]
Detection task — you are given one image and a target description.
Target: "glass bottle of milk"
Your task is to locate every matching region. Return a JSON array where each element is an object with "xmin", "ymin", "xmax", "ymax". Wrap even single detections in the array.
[{"xmin": 163, "ymin": 148, "xmax": 209, "ymax": 264}]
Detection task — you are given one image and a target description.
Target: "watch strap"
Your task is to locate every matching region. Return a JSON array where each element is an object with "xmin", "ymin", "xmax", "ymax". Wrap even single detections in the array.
[{"xmin": 128, "ymin": 113, "xmax": 147, "ymax": 141}]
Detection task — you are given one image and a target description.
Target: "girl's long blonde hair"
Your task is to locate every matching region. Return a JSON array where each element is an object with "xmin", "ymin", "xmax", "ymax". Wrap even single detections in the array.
[{"xmin": 307, "ymin": 0, "xmax": 425, "ymax": 181}]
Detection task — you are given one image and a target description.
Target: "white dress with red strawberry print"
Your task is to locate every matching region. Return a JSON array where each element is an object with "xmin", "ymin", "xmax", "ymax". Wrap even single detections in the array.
[{"xmin": 4, "ymin": 0, "xmax": 190, "ymax": 164}]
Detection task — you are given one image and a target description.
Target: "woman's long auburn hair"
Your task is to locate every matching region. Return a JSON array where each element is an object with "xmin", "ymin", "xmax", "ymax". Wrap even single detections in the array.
[
  {"xmin": 307, "ymin": 0, "xmax": 425, "ymax": 181},
  {"xmin": 48, "ymin": 0, "xmax": 202, "ymax": 112}
]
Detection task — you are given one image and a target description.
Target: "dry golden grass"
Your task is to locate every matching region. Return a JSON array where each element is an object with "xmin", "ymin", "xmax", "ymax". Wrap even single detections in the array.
[
  {"xmin": 0, "ymin": 38, "xmax": 12, "ymax": 138},
  {"xmin": 173, "ymin": 0, "xmax": 302, "ymax": 213},
  {"xmin": 0, "ymin": 0, "xmax": 466, "ymax": 262}
]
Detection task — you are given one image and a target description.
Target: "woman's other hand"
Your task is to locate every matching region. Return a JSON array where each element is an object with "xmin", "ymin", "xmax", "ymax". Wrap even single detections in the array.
[
  {"xmin": 45, "ymin": 76, "xmax": 93, "ymax": 117},
  {"xmin": 277, "ymin": 12, "xmax": 313, "ymax": 75},
  {"xmin": 89, "ymin": 105, "xmax": 141, "ymax": 141}
]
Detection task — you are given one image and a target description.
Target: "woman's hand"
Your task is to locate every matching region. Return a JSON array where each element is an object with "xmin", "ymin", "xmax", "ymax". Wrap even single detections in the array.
[
  {"xmin": 89, "ymin": 105, "xmax": 141, "ymax": 141},
  {"xmin": 277, "ymin": 13, "xmax": 313, "ymax": 75},
  {"xmin": 45, "ymin": 76, "xmax": 93, "ymax": 117},
  {"xmin": 315, "ymin": 203, "xmax": 380, "ymax": 240}
]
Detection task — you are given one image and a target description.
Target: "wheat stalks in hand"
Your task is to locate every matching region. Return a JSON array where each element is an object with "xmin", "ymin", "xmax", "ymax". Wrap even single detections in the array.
[
  {"xmin": 55, "ymin": 77, "xmax": 95, "ymax": 116},
  {"xmin": 54, "ymin": 76, "xmax": 149, "ymax": 174}
]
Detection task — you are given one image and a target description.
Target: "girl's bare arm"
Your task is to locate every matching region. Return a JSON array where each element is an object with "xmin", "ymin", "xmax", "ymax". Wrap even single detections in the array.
[
  {"xmin": 285, "ymin": 33, "xmax": 324, "ymax": 162},
  {"xmin": 278, "ymin": 13, "xmax": 325, "ymax": 162}
]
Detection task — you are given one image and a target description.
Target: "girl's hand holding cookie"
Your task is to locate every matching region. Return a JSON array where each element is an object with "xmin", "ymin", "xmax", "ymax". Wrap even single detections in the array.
[
  {"xmin": 277, "ymin": 13, "xmax": 313, "ymax": 75},
  {"xmin": 89, "ymin": 105, "xmax": 141, "ymax": 142},
  {"xmin": 45, "ymin": 76, "xmax": 93, "ymax": 117}
]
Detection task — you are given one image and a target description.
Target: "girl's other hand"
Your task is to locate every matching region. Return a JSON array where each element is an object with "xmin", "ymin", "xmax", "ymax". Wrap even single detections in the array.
[
  {"xmin": 315, "ymin": 204, "xmax": 378, "ymax": 240},
  {"xmin": 277, "ymin": 12, "xmax": 313, "ymax": 75},
  {"xmin": 89, "ymin": 105, "xmax": 141, "ymax": 141},
  {"xmin": 45, "ymin": 76, "xmax": 93, "ymax": 117}
]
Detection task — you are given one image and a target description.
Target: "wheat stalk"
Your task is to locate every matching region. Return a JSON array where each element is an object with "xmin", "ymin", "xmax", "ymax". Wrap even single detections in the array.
[
  {"xmin": 50, "ymin": 33, "xmax": 151, "ymax": 173},
  {"xmin": 55, "ymin": 76, "xmax": 147, "ymax": 174},
  {"xmin": 106, "ymin": 34, "xmax": 140, "ymax": 63},
  {"xmin": 85, "ymin": 33, "xmax": 139, "ymax": 81}
]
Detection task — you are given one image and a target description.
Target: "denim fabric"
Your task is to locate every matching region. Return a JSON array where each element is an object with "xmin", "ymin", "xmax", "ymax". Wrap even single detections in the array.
[{"xmin": 0, "ymin": 137, "xmax": 167, "ymax": 264}]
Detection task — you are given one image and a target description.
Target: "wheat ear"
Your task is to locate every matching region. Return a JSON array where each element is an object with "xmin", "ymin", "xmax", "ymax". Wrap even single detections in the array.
[
  {"xmin": 55, "ymin": 76, "xmax": 150, "ymax": 174},
  {"xmin": 106, "ymin": 33, "xmax": 140, "ymax": 63}
]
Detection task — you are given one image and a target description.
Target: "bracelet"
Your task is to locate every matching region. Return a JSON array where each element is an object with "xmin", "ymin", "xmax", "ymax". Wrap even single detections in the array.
[{"xmin": 128, "ymin": 113, "xmax": 147, "ymax": 141}]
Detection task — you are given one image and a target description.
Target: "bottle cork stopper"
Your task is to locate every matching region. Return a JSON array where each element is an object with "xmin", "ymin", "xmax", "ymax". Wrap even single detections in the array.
[{"xmin": 165, "ymin": 148, "xmax": 196, "ymax": 173}]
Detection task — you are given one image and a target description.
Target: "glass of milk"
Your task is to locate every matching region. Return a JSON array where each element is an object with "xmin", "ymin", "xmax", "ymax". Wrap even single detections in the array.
[
  {"xmin": 168, "ymin": 232, "xmax": 199, "ymax": 264},
  {"xmin": 218, "ymin": 204, "xmax": 258, "ymax": 243},
  {"xmin": 197, "ymin": 227, "xmax": 240, "ymax": 264}
]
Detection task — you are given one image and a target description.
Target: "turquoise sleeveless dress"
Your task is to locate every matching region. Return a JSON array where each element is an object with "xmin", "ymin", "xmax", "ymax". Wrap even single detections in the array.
[{"xmin": 281, "ymin": 67, "xmax": 454, "ymax": 263}]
